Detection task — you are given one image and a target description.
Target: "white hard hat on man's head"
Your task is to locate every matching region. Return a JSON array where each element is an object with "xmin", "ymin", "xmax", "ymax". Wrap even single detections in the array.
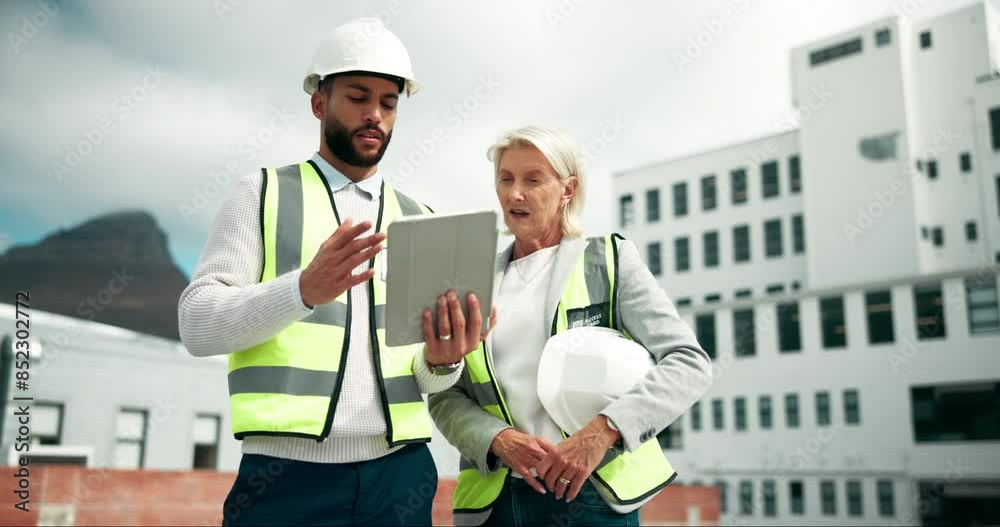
[{"xmin": 303, "ymin": 17, "xmax": 420, "ymax": 97}]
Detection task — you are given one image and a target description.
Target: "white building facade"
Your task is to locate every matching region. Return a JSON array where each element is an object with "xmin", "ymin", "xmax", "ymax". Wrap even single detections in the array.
[{"xmin": 615, "ymin": 3, "xmax": 1000, "ymax": 525}]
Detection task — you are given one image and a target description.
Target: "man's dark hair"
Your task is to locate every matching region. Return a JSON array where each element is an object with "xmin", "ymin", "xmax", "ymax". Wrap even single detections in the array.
[{"xmin": 318, "ymin": 71, "xmax": 405, "ymax": 96}]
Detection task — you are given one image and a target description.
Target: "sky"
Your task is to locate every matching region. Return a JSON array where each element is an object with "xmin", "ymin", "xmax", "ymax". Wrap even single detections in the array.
[{"xmin": 0, "ymin": 0, "xmax": 978, "ymax": 277}]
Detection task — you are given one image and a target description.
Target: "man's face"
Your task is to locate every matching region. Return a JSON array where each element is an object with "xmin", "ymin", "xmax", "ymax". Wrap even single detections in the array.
[{"xmin": 319, "ymin": 74, "xmax": 399, "ymax": 167}]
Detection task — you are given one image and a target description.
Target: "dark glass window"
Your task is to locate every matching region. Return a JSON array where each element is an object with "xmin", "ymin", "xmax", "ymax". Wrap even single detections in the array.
[
  {"xmin": 919, "ymin": 30, "xmax": 932, "ymax": 49},
  {"xmin": 789, "ymin": 155, "xmax": 801, "ymax": 193},
  {"xmin": 739, "ymin": 480, "xmax": 753, "ymax": 515},
  {"xmin": 733, "ymin": 308, "xmax": 756, "ymax": 357},
  {"xmin": 847, "ymin": 480, "xmax": 863, "ymax": 517},
  {"xmin": 960, "ymin": 152, "xmax": 972, "ymax": 173},
  {"xmin": 932, "ymin": 227, "xmax": 944, "ymax": 247},
  {"xmin": 790, "ymin": 480, "xmax": 805, "ymax": 515},
  {"xmin": 645, "ymin": 188, "xmax": 660, "ymax": 222},
  {"xmin": 875, "ymin": 27, "xmax": 891, "ymax": 46},
  {"xmin": 764, "ymin": 218, "xmax": 783, "ymax": 257},
  {"xmin": 712, "ymin": 398, "xmax": 724, "ymax": 430},
  {"xmin": 675, "ymin": 297, "xmax": 692, "ymax": 307},
  {"xmin": 766, "ymin": 284, "xmax": 785, "ymax": 295},
  {"xmin": 966, "ymin": 221, "xmax": 978, "ymax": 242},
  {"xmin": 717, "ymin": 481, "xmax": 729, "ymax": 514},
  {"xmin": 821, "ymin": 480, "xmax": 837, "ymax": 515},
  {"xmin": 735, "ymin": 288, "xmax": 753, "ymax": 298},
  {"xmin": 844, "ymin": 389, "xmax": 861, "ymax": 425},
  {"xmin": 911, "ymin": 382, "xmax": 1000, "ymax": 442},
  {"xmin": 690, "ymin": 401, "xmax": 702, "ymax": 431},
  {"xmin": 877, "ymin": 480, "xmax": 895, "ymax": 517},
  {"xmin": 785, "ymin": 393, "xmax": 800, "ymax": 428},
  {"xmin": 673, "ymin": 182, "xmax": 688, "ymax": 217},
  {"xmin": 759, "ymin": 395, "xmax": 772, "ymax": 429},
  {"xmin": 816, "ymin": 391, "xmax": 831, "ymax": 426},
  {"xmin": 619, "ymin": 195, "xmax": 634, "ymax": 227},
  {"xmin": 734, "ymin": 397, "xmax": 747, "ymax": 431},
  {"xmin": 647, "ymin": 242, "xmax": 662, "ymax": 277},
  {"xmin": 810, "ymin": 37, "xmax": 863, "ymax": 66},
  {"xmin": 914, "ymin": 283, "xmax": 947, "ymax": 340},
  {"xmin": 990, "ymin": 108, "xmax": 1000, "ymax": 151},
  {"xmin": 820, "ymin": 296, "xmax": 847, "ymax": 348},
  {"xmin": 674, "ymin": 237, "xmax": 690, "ymax": 272},
  {"xmin": 731, "ymin": 168, "xmax": 748, "ymax": 204},
  {"xmin": 966, "ymin": 275, "xmax": 1000, "ymax": 334},
  {"xmin": 733, "ymin": 224, "xmax": 751, "ymax": 263},
  {"xmin": 762, "ymin": 160, "xmax": 780, "ymax": 198},
  {"xmin": 763, "ymin": 480, "xmax": 777, "ymax": 517},
  {"xmin": 701, "ymin": 175, "xmax": 717, "ymax": 211},
  {"xmin": 703, "ymin": 231, "xmax": 719, "ymax": 268},
  {"xmin": 865, "ymin": 290, "xmax": 895, "ymax": 344},
  {"xmin": 777, "ymin": 302, "xmax": 801, "ymax": 352},
  {"xmin": 927, "ymin": 159, "xmax": 938, "ymax": 179},
  {"xmin": 792, "ymin": 214, "xmax": 805, "ymax": 253},
  {"xmin": 695, "ymin": 313, "xmax": 717, "ymax": 359}
]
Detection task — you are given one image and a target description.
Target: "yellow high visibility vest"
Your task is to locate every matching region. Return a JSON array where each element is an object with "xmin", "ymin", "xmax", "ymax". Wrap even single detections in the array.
[
  {"xmin": 451, "ymin": 234, "xmax": 677, "ymax": 525},
  {"xmin": 227, "ymin": 161, "xmax": 433, "ymax": 446}
]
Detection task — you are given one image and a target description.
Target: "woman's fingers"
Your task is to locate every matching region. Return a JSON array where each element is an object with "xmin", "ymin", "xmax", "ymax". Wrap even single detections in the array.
[
  {"xmin": 421, "ymin": 308, "xmax": 436, "ymax": 347},
  {"xmin": 465, "ymin": 293, "xmax": 482, "ymax": 345},
  {"xmin": 565, "ymin": 472, "xmax": 586, "ymax": 502},
  {"xmin": 436, "ymin": 295, "xmax": 451, "ymax": 340}
]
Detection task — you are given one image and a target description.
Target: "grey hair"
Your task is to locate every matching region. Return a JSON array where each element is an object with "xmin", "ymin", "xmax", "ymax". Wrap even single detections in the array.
[{"xmin": 486, "ymin": 125, "xmax": 586, "ymax": 238}]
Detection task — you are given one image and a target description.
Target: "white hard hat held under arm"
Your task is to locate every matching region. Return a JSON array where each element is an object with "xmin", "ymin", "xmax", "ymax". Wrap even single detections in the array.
[{"xmin": 303, "ymin": 17, "xmax": 421, "ymax": 97}]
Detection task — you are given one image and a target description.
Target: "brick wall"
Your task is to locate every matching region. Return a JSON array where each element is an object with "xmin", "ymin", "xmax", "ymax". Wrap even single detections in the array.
[{"xmin": 0, "ymin": 466, "xmax": 718, "ymax": 526}]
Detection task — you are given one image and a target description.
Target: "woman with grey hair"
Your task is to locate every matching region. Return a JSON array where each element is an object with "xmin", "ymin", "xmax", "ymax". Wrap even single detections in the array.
[{"xmin": 429, "ymin": 125, "xmax": 712, "ymax": 526}]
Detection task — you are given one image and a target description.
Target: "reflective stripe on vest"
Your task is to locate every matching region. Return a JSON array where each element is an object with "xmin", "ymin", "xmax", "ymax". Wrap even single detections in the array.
[
  {"xmin": 227, "ymin": 161, "xmax": 433, "ymax": 445},
  {"xmin": 452, "ymin": 235, "xmax": 677, "ymax": 523}
]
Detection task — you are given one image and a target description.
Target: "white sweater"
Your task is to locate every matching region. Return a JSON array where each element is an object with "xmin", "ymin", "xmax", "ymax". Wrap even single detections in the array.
[{"xmin": 178, "ymin": 153, "xmax": 462, "ymax": 464}]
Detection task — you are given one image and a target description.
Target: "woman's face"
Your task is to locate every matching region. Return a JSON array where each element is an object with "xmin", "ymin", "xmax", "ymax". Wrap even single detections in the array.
[{"xmin": 495, "ymin": 146, "xmax": 575, "ymax": 242}]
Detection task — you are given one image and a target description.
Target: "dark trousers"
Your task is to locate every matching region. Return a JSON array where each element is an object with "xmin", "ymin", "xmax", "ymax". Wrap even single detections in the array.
[
  {"xmin": 221, "ymin": 443, "xmax": 438, "ymax": 526},
  {"xmin": 483, "ymin": 477, "xmax": 640, "ymax": 527}
]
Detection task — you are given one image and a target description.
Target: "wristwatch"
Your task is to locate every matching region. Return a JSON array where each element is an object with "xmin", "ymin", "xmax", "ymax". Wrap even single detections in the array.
[{"xmin": 429, "ymin": 360, "xmax": 462, "ymax": 376}]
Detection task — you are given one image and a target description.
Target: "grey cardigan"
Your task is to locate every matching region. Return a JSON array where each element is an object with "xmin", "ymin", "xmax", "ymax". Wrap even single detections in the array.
[{"xmin": 428, "ymin": 235, "xmax": 713, "ymax": 477}]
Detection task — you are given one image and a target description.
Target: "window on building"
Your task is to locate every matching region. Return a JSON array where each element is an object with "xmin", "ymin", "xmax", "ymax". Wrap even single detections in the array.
[
  {"xmin": 966, "ymin": 275, "xmax": 1000, "ymax": 334},
  {"xmin": 717, "ymin": 481, "xmax": 729, "ymax": 514},
  {"xmin": 690, "ymin": 401, "xmax": 702, "ymax": 431},
  {"xmin": 959, "ymin": 152, "xmax": 972, "ymax": 173},
  {"xmin": 764, "ymin": 218, "xmax": 783, "ymax": 258},
  {"xmin": 785, "ymin": 393, "xmax": 800, "ymax": 428},
  {"xmin": 844, "ymin": 389, "xmax": 861, "ymax": 425},
  {"xmin": 777, "ymin": 302, "xmax": 801, "ymax": 352},
  {"xmin": 762, "ymin": 160, "xmax": 780, "ymax": 198},
  {"xmin": 914, "ymin": 283, "xmax": 947, "ymax": 340},
  {"xmin": 927, "ymin": 159, "xmax": 939, "ymax": 179},
  {"xmin": 763, "ymin": 480, "xmax": 777, "ymax": 517},
  {"xmin": 731, "ymin": 168, "xmax": 748, "ymax": 204},
  {"xmin": 932, "ymin": 227, "xmax": 944, "ymax": 247},
  {"xmin": 919, "ymin": 30, "xmax": 932, "ymax": 49},
  {"xmin": 792, "ymin": 214, "xmax": 805, "ymax": 254},
  {"xmin": 673, "ymin": 182, "xmax": 688, "ymax": 217},
  {"xmin": 695, "ymin": 313, "xmax": 717, "ymax": 359},
  {"xmin": 766, "ymin": 284, "xmax": 785, "ymax": 295},
  {"xmin": 759, "ymin": 395, "xmax": 773, "ymax": 429},
  {"xmin": 810, "ymin": 37, "xmax": 863, "ymax": 66},
  {"xmin": 645, "ymin": 188, "xmax": 660, "ymax": 223},
  {"xmin": 735, "ymin": 288, "xmax": 752, "ymax": 298},
  {"xmin": 35, "ymin": 402, "xmax": 64, "ymax": 446},
  {"xmin": 676, "ymin": 297, "xmax": 692, "ymax": 307},
  {"xmin": 820, "ymin": 296, "xmax": 847, "ymax": 348},
  {"xmin": 712, "ymin": 398, "xmax": 724, "ymax": 430},
  {"xmin": 922, "ymin": 226, "xmax": 929, "ymax": 239},
  {"xmin": 733, "ymin": 224, "xmax": 751, "ymax": 263},
  {"xmin": 996, "ymin": 176, "xmax": 1000, "ymax": 215},
  {"xmin": 733, "ymin": 308, "xmax": 756, "ymax": 357},
  {"xmin": 865, "ymin": 290, "xmax": 895, "ymax": 344},
  {"xmin": 674, "ymin": 237, "xmax": 690, "ymax": 272},
  {"xmin": 821, "ymin": 480, "xmax": 837, "ymax": 515},
  {"xmin": 990, "ymin": 108, "xmax": 1000, "ymax": 151},
  {"xmin": 739, "ymin": 480, "xmax": 754, "ymax": 515},
  {"xmin": 647, "ymin": 242, "xmax": 663, "ymax": 277},
  {"xmin": 790, "ymin": 480, "xmax": 805, "ymax": 515},
  {"xmin": 114, "ymin": 408, "xmax": 148, "ymax": 470},
  {"xmin": 705, "ymin": 293, "xmax": 722, "ymax": 303},
  {"xmin": 703, "ymin": 231, "xmax": 719, "ymax": 268},
  {"xmin": 847, "ymin": 480, "xmax": 864, "ymax": 517},
  {"xmin": 789, "ymin": 155, "xmax": 801, "ymax": 193},
  {"xmin": 702, "ymin": 175, "xmax": 717, "ymax": 211},
  {"xmin": 966, "ymin": 221, "xmax": 978, "ymax": 242},
  {"xmin": 734, "ymin": 397, "xmax": 747, "ymax": 431},
  {"xmin": 192, "ymin": 413, "xmax": 221, "ymax": 470},
  {"xmin": 877, "ymin": 480, "xmax": 895, "ymax": 517},
  {"xmin": 619, "ymin": 195, "xmax": 634, "ymax": 227},
  {"xmin": 792, "ymin": 281, "xmax": 801, "ymax": 291},
  {"xmin": 816, "ymin": 391, "xmax": 832, "ymax": 426},
  {"xmin": 912, "ymin": 381, "xmax": 1000, "ymax": 442},
  {"xmin": 659, "ymin": 418, "xmax": 683, "ymax": 449},
  {"xmin": 875, "ymin": 27, "xmax": 892, "ymax": 46}
]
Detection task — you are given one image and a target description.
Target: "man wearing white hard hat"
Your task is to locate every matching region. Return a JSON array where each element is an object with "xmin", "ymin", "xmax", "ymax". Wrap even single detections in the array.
[{"xmin": 178, "ymin": 18, "xmax": 492, "ymax": 526}]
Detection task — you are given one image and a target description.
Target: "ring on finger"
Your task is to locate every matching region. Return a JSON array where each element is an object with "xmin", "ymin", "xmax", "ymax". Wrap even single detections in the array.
[
  {"xmin": 558, "ymin": 477, "xmax": 571, "ymax": 486},
  {"xmin": 440, "ymin": 334, "xmax": 452, "ymax": 341}
]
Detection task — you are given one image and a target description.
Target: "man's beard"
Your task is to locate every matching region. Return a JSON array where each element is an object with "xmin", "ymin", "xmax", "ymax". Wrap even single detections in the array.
[{"xmin": 323, "ymin": 116, "xmax": 392, "ymax": 168}]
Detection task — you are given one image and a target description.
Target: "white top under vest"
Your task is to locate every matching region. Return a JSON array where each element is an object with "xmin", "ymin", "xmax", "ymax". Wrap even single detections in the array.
[{"xmin": 491, "ymin": 244, "xmax": 565, "ymax": 478}]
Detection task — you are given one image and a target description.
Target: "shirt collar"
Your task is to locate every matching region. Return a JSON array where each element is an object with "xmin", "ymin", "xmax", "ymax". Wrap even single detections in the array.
[{"xmin": 310, "ymin": 152, "xmax": 382, "ymax": 199}]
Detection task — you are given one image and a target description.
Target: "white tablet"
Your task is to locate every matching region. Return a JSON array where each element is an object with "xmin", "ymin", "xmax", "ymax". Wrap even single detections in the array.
[{"xmin": 384, "ymin": 210, "xmax": 499, "ymax": 346}]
